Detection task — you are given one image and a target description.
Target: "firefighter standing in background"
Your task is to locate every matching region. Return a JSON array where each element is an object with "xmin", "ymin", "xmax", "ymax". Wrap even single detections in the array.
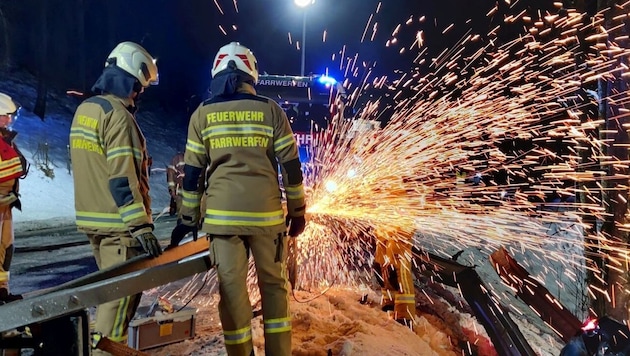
[
  {"xmin": 0, "ymin": 92, "xmax": 26, "ymax": 303},
  {"xmin": 172, "ymin": 42, "xmax": 306, "ymax": 356},
  {"xmin": 69, "ymin": 41, "xmax": 162, "ymax": 354},
  {"xmin": 373, "ymin": 226, "xmax": 417, "ymax": 327},
  {"xmin": 167, "ymin": 150, "xmax": 185, "ymax": 223}
]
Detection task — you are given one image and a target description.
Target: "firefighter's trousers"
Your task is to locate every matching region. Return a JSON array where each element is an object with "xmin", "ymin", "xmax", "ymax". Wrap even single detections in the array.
[
  {"xmin": 0, "ymin": 203, "xmax": 13, "ymax": 292},
  {"xmin": 373, "ymin": 235, "xmax": 416, "ymax": 321},
  {"xmin": 0, "ymin": 178, "xmax": 15, "ymax": 293},
  {"xmin": 87, "ymin": 233, "xmax": 142, "ymax": 356},
  {"xmin": 210, "ymin": 233, "xmax": 291, "ymax": 356}
]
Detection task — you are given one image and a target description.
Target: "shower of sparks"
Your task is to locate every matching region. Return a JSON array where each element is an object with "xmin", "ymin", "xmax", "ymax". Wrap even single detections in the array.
[
  {"xmin": 162, "ymin": 4, "xmax": 630, "ymax": 331},
  {"xmin": 360, "ymin": 13, "xmax": 374, "ymax": 43},
  {"xmin": 290, "ymin": 3, "xmax": 630, "ymax": 315},
  {"xmin": 213, "ymin": 0, "xmax": 224, "ymax": 16},
  {"xmin": 218, "ymin": 25, "xmax": 227, "ymax": 36}
]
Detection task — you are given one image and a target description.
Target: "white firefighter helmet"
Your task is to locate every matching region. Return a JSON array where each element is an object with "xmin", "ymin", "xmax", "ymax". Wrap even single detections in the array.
[
  {"xmin": 211, "ymin": 42, "xmax": 259, "ymax": 84},
  {"xmin": 106, "ymin": 41, "xmax": 159, "ymax": 87},
  {"xmin": 0, "ymin": 92, "xmax": 18, "ymax": 116}
]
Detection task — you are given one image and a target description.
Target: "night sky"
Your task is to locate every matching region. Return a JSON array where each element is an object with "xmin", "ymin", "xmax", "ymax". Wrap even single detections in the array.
[{"xmin": 2, "ymin": 0, "xmax": 561, "ymax": 117}]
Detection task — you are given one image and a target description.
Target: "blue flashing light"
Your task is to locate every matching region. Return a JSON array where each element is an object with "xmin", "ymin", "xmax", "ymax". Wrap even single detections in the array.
[
  {"xmin": 298, "ymin": 146, "xmax": 311, "ymax": 164},
  {"xmin": 317, "ymin": 75, "xmax": 337, "ymax": 86}
]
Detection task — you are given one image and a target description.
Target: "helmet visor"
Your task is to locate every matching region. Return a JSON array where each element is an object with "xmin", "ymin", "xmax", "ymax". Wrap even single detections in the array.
[
  {"xmin": 8, "ymin": 106, "xmax": 21, "ymax": 126},
  {"xmin": 0, "ymin": 109, "xmax": 18, "ymax": 129},
  {"xmin": 140, "ymin": 62, "xmax": 159, "ymax": 86}
]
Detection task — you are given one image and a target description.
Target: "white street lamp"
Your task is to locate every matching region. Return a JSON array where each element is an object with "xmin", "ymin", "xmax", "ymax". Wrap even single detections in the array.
[{"xmin": 294, "ymin": 0, "xmax": 314, "ymax": 76}]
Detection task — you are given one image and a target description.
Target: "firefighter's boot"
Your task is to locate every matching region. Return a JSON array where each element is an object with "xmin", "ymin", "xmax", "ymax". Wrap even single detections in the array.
[{"xmin": 0, "ymin": 288, "xmax": 22, "ymax": 304}]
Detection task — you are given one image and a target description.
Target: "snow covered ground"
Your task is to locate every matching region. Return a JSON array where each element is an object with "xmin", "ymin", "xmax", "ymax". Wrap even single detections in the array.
[{"xmin": 0, "ymin": 70, "xmax": 577, "ymax": 355}]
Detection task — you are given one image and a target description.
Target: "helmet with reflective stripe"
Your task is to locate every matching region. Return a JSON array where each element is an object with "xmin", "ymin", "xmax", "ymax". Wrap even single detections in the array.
[
  {"xmin": 211, "ymin": 42, "xmax": 259, "ymax": 84},
  {"xmin": 0, "ymin": 92, "xmax": 18, "ymax": 116},
  {"xmin": 106, "ymin": 41, "xmax": 159, "ymax": 87}
]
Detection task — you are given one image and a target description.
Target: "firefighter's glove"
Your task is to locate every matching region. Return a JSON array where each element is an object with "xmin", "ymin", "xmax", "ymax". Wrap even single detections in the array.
[
  {"xmin": 0, "ymin": 192, "xmax": 19, "ymax": 210},
  {"xmin": 180, "ymin": 215, "xmax": 199, "ymax": 239},
  {"xmin": 169, "ymin": 197, "xmax": 177, "ymax": 216},
  {"xmin": 169, "ymin": 223, "xmax": 198, "ymax": 247},
  {"xmin": 135, "ymin": 232, "xmax": 162, "ymax": 257},
  {"xmin": 286, "ymin": 215, "xmax": 306, "ymax": 237}
]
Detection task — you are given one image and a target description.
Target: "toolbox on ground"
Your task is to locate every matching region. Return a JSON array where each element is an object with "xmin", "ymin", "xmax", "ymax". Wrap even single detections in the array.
[{"xmin": 127, "ymin": 305, "xmax": 196, "ymax": 350}]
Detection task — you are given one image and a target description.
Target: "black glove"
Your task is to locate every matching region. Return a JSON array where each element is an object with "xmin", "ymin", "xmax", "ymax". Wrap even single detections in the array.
[
  {"xmin": 169, "ymin": 197, "xmax": 177, "ymax": 216},
  {"xmin": 10, "ymin": 197, "xmax": 21, "ymax": 211},
  {"xmin": 286, "ymin": 216, "xmax": 306, "ymax": 237},
  {"xmin": 169, "ymin": 223, "xmax": 198, "ymax": 248},
  {"xmin": 135, "ymin": 232, "xmax": 162, "ymax": 257}
]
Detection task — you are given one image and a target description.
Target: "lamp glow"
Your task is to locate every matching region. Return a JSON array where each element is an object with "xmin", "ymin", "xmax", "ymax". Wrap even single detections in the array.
[
  {"xmin": 318, "ymin": 75, "xmax": 337, "ymax": 86},
  {"xmin": 294, "ymin": 0, "xmax": 313, "ymax": 7},
  {"xmin": 325, "ymin": 180, "xmax": 338, "ymax": 193}
]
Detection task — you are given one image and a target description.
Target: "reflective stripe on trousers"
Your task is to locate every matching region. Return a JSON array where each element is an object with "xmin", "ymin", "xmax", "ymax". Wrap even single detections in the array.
[
  {"xmin": 224, "ymin": 325, "xmax": 253, "ymax": 345},
  {"xmin": 88, "ymin": 233, "xmax": 142, "ymax": 345}
]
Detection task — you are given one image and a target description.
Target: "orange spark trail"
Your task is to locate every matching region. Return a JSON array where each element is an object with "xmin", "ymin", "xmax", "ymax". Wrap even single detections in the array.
[{"xmin": 289, "ymin": 4, "xmax": 630, "ymax": 315}]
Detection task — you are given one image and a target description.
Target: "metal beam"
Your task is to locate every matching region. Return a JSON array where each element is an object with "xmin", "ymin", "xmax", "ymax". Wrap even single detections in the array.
[
  {"xmin": 27, "ymin": 237, "xmax": 210, "ymax": 297},
  {"xmin": 0, "ymin": 253, "xmax": 212, "ymax": 333}
]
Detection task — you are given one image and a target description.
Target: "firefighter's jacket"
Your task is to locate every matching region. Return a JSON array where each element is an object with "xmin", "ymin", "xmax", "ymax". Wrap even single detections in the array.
[
  {"xmin": 0, "ymin": 128, "xmax": 25, "ymax": 206},
  {"xmin": 167, "ymin": 152, "xmax": 185, "ymax": 195},
  {"xmin": 69, "ymin": 94, "xmax": 153, "ymax": 236},
  {"xmin": 181, "ymin": 83, "xmax": 305, "ymax": 235}
]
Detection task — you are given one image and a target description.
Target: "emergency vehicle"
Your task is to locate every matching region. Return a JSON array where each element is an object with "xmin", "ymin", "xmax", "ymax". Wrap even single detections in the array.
[{"xmin": 255, "ymin": 73, "xmax": 352, "ymax": 163}]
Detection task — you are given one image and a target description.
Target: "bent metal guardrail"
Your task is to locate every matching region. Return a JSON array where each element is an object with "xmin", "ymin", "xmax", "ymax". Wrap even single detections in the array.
[{"xmin": 412, "ymin": 246, "xmax": 537, "ymax": 356}]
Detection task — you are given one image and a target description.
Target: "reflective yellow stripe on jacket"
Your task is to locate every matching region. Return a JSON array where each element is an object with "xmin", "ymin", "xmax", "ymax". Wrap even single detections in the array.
[
  {"xmin": 182, "ymin": 190, "xmax": 202, "ymax": 209},
  {"xmin": 285, "ymin": 185, "xmax": 305, "ymax": 200},
  {"xmin": 119, "ymin": 202, "xmax": 148, "ymax": 223},
  {"xmin": 0, "ymin": 157, "xmax": 23, "ymax": 180},
  {"xmin": 202, "ymin": 124, "xmax": 273, "ymax": 138},
  {"xmin": 75, "ymin": 211, "xmax": 126, "ymax": 229},
  {"xmin": 106, "ymin": 146, "xmax": 142, "ymax": 161},
  {"xmin": 204, "ymin": 209, "xmax": 285, "ymax": 227},
  {"xmin": 186, "ymin": 139, "xmax": 204, "ymax": 155},
  {"xmin": 274, "ymin": 134, "xmax": 295, "ymax": 152}
]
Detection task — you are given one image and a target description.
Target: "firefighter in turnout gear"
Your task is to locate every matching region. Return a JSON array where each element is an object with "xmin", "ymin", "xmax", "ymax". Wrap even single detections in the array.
[
  {"xmin": 69, "ymin": 41, "xmax": 161, "ymax": 354},
  {"xmin": 373, "ymin": 226, "xmax": 417, "ymax": 326},
  {"xmin": 167, "ymin": 150, "xmax": 185, "ymax": 222},
  {"xmin": 174, "ymin": 42, "xmax": 306, "ymax": 356},
  {"xmin": 0, "ymin": 92, "xmax": 26, "ymax": 303}
]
